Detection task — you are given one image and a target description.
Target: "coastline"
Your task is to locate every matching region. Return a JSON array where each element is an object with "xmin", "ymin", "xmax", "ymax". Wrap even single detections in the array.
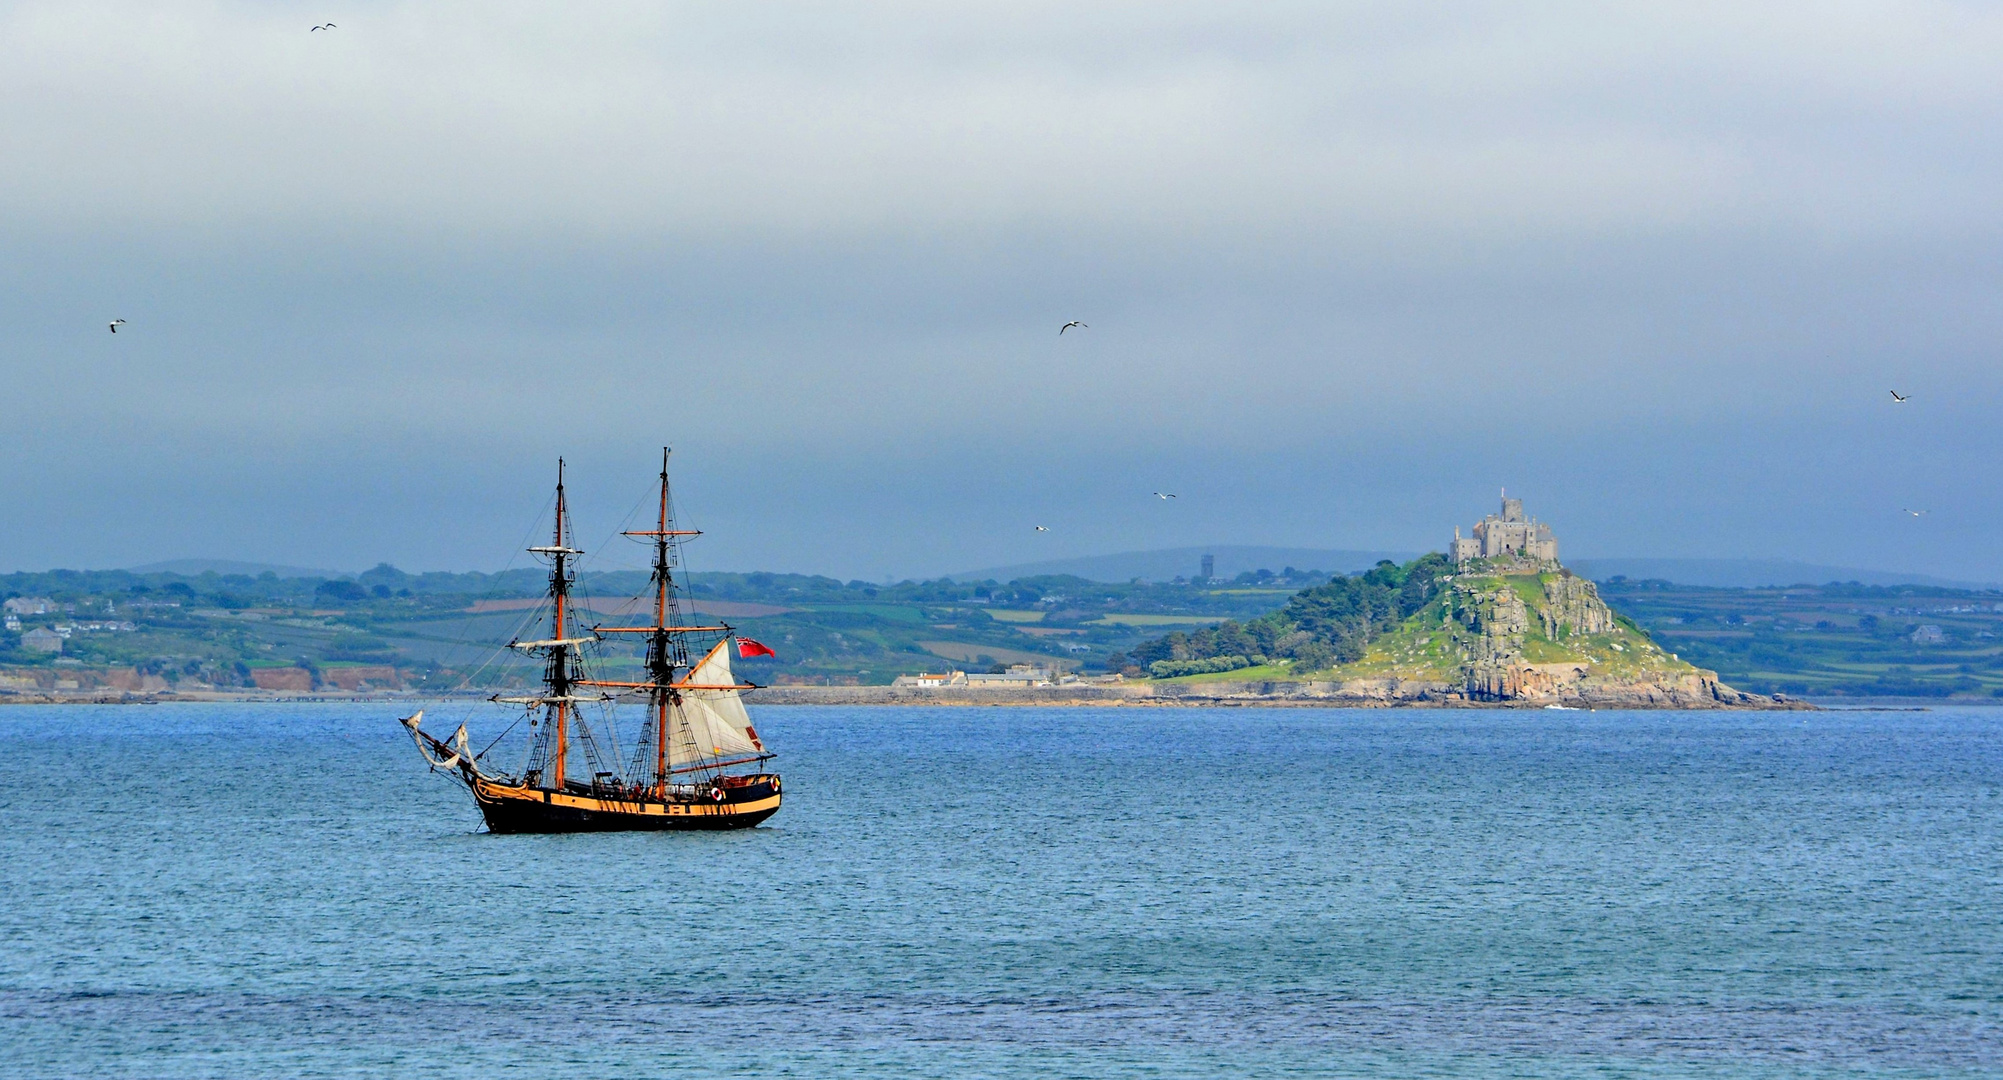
[
  {"xmin": 746, "ymin": 681, "xmax": 1814, "ymax": 709},
  {"xmin": 0, "ymin": 681, "xmax": 1816, "ymax": 709}
]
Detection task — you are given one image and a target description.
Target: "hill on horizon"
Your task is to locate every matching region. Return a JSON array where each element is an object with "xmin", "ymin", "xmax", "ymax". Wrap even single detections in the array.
[
  {"xmin": 126, "ymin": 559, "xmax": 352, "ymax": 579},
  {"xmin": 1567, "ymin": 558, "xmax": 1998, "ymax": 590},
  {"xmin": 950, "ymin": 546, "xmax": 1421, "ymax": 584},
  {"xmin": 949, "ymin": 546, "xmax": 1998, "ymax": 590}
]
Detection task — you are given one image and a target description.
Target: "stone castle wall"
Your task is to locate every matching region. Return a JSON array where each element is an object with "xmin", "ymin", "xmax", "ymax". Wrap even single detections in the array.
[{"xmin": 1453, "ymin": 495, "xmax": 1559, "ymax": 564}]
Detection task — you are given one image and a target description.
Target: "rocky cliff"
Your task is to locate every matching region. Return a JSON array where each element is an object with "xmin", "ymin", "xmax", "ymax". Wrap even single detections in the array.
[{"xmin": 1327, "ymin": 564, "xmax": 1775, "ymax": 707}]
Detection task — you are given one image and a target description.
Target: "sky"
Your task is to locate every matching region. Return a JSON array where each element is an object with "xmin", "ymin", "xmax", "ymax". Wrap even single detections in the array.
[{"xmin": 5, "ymin": 2, "xmax": 2003, "ymax": 582}]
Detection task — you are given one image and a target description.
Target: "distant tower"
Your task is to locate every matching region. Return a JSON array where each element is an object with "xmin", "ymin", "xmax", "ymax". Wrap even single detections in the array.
[
  {"xmin": 1201, "ymin": 553, "xmax": 1215, "ymax": 581},
  {"xmin": 1454, "ymin": 491, "xmax": 1557, "ymax": 564}
]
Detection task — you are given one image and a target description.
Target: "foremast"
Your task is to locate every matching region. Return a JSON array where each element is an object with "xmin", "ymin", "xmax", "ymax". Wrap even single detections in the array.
[
  {"xmin": 508, "ymin": 459, "xmax": 606, "ymax": 791},
  {"xmin": 582, "ymin": 448, "xmax": 767, "ymax": 798}
]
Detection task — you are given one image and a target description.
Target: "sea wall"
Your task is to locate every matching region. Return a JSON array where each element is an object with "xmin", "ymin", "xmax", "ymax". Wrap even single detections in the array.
[{"xmin": 749, "ymin": 679, "xmax": 1805, "ymax": 709}]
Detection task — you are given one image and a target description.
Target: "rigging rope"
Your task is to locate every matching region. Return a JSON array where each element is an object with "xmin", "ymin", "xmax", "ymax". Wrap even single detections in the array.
[
  {"xmin": 446, "ymin": 486, "xmax": 557, "ymax": 685},
  {"xmin": 474, "ymin": 714, "xmax": 525, "ymax": 761}
]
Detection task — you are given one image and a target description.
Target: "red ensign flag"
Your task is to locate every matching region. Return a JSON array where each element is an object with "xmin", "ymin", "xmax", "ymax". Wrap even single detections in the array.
[{"xmin": 735, "ymin": 637, "xmax": 776, "ymax": 658}]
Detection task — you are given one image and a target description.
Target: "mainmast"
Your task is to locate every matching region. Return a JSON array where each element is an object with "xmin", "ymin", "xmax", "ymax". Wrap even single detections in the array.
[
  {"xmin": 631, "ymin": 449, "xmax": 700, "ymax": 796},
  {"xmin": 583, "ymin": 449, "xmax": 720, "ymax": 794}
]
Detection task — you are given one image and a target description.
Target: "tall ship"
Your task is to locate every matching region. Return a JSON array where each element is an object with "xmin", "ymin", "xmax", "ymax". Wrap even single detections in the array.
[{"xmin": 401, "ymin": 452, "xmax": 780, "ymax": 832}]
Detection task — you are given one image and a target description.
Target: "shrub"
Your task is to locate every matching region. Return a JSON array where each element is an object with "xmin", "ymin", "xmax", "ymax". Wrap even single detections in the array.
[{"xmin": 1149, "ymin": 655, "xmax": 1252, "ymax": 678}]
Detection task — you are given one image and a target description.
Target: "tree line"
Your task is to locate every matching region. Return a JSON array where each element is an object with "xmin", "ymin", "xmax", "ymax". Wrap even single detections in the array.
[{"xmin": 1110, "ymin": 553, "xmax": 1455, "ymax": 676}]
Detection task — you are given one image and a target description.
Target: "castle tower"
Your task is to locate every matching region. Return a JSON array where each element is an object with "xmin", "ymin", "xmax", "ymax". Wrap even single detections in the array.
[{"xmin": 1454, "ymin": 493, "xmax": 1556, "ymax": 565}]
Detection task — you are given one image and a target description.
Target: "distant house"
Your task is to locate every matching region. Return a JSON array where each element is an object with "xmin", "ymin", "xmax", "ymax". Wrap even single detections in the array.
[
  {"xmin": 1912, "ymin": 624, "xmax": 1946, "ymax": 644},
  {"xmin": 3, "ymin": 597, "xmax": 53, "ymax": 616},
  {"xmin": 20, "ymin": 627, "xmax": 62, "ymax": 654},
  {"xmin": 891, "ymin": 671, "xmax": 966, "ymax": 689}
]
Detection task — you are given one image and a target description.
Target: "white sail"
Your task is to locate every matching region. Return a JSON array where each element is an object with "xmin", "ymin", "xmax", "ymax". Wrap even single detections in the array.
[{"xmin": 669, "ymin": 640, "xmax": 765, "ymax": 764}]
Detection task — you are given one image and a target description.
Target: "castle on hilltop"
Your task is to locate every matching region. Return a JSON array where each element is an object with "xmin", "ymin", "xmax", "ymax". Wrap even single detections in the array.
[{"xmin": 1451, "ymin": 493, "xmax": 1558, "ymax": 565}]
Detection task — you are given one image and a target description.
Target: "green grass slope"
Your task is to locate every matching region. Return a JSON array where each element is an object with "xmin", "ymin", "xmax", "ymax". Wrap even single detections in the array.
[{"xmin": 1312, "ymin": 568, "xmax": 1700, "ymax": 684}]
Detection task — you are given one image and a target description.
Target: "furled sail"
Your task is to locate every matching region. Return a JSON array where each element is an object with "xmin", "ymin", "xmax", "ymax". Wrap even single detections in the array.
[
  {"xmin": 670, "ymin": 640, "xmax": 764, "ymax": 764},
  {"xmin": 402, "ymin": 712, "xmax": 473, "ymax": 772}
]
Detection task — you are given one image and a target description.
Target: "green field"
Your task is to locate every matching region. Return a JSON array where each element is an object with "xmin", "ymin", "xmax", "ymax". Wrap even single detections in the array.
[
  {"xmin": 1088, "ymin": 614, "xmax": 1224, "ymax": 626},
  {"xmin": 799, "ymin": 603, "xmax": 931, "ymax": 622},
  {"xmin": 1152, "ymin": 662, "xmax": 1296, "ymax": 683}
]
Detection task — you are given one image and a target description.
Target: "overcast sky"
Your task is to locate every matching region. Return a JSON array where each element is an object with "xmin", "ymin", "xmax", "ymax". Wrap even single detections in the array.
[{"xmin": 5, "ymin": 2, "xmax": 2003, "ymax": 581}]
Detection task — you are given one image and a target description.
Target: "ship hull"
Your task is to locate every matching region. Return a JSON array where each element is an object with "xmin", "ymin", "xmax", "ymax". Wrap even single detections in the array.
[{"xmin": 471, "ymin": 775, "xmax": 781, "ymax": 833}]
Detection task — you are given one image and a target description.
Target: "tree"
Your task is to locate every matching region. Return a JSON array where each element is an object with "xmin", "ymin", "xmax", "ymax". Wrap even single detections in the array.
[
  {"xmin": 315, "ymin": 580, "xmax": 366, "ymax": 604},
  {"xmin": 1289, "ymin": 640, "xmax": 1336, "ymax": 672}
]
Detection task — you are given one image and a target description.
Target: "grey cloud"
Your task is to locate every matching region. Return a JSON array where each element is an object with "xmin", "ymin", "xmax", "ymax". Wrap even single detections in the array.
[
  {"xmin": 3, "ymin": 2, "xmax": 2002, "ymax": 580},
  {"xmin": 6, "ymin": 3, "xmax": 2000, "ymax": 237}
]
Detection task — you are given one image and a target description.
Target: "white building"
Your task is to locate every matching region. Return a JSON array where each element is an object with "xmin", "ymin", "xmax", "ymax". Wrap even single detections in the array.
[{"xmin": 891, "ymin": 670, "xmax": 967, "ymax": 689}]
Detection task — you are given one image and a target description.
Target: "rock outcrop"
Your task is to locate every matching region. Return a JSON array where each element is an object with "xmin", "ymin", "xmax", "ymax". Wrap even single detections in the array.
[
  {"xmin": 1538, "ymin": 573, "xmax": 1616, "ymax": 636},
  {"xmin": 1332, "ymin": 561, "xmax": 1780, "ymax": 707}
]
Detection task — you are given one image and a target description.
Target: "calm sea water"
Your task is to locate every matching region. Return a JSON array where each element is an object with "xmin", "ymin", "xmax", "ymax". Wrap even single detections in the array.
[{"xmin": 1, "ymin": 703, "xmax": 1999, "ymax": 1078}]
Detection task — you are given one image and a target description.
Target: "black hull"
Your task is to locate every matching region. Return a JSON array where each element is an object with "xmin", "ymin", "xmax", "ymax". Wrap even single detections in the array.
[{"xmin": 471, "ymin": 776, "xmax": 781, "ymax": 834}]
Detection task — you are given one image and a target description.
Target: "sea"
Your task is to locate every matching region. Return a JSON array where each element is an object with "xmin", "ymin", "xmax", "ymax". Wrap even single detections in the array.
[{"xmin": 2, "ymin": 703, "xmax": 1999, "ymax": 1078}]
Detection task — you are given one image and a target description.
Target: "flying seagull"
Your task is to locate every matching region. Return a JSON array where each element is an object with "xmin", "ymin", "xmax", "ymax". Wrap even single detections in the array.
[
  {"xmin": 1059, "ymin": 321, "xmax": 1087, "ymax": 335},
  {"xmin": 1889, "ymin": 390, "xmax": 1909, "ymax": 402},
  {"xmin": 1153, "ymin": 492, "xmax": 1177, "ymax": 499},
  {"xmin": 1902, "ymin": 509, "xmax": 1928, "ymax": 517},
  {"xmin": 1034, "ymin": 525, "xmax": 1049, "ymax": 532},
  {"xmin": 107, "ymin": 319, "xmax": 125, "ymax": 333},
  {"xmin": 311, "ymin": 23, "xmax": 337, "ymax": 31}
]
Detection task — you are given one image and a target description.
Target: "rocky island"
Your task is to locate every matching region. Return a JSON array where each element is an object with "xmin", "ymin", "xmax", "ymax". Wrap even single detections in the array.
[
  {"xmin": 1295, "ymin": 561, "xmax": 1768, "ymax": 707},
  {"xmin": 1107, "ymin": 496, "xmax": 1786, "ymax": 708}
]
